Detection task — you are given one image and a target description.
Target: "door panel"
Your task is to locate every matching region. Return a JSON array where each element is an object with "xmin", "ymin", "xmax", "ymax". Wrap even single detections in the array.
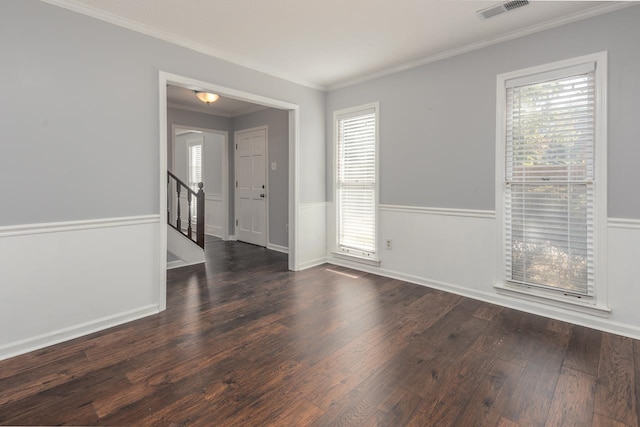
[{"xmin": 235, "ymin": 128, "xmax": 267, "ymax": 246}]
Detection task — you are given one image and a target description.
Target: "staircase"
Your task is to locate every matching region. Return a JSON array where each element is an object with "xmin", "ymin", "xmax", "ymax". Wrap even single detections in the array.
[{"xmin": 167, "ymin": 171, "xmax": 206, "ymax": 269}]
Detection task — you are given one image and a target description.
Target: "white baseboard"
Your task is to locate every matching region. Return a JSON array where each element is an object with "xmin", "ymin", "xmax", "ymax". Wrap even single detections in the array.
[
  {"xmin": 167, "ymin": 259, "xmax": 207, "ymax": 270},
  {"xmin": 267, "ymin": 243, "xmax": 289, "ymax": 254},
  {"xmin": 226, "ymin": 235, "xmax": 237, "ymax": 241},
  {"xmin": 0, "ymin": 304, "xmax": 159, "ymax": 361},
  {"xmin": 298, "ymin": 257, "xmax": 327, "ymax": 270}
]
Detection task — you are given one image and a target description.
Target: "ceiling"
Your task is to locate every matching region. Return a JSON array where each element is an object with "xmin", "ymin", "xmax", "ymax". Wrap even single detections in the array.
[
  {"xmin": 167, "ymin": 85, "xmax": 267, "ymax": 117},
  {"xmin": 51, "ymin": 0, "xmax": 630, "ymax": 89}
]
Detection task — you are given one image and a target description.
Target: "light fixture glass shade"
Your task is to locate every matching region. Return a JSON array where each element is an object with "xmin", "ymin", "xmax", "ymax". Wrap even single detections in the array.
[{"xmin": 195, "ymin": 92, "xmax": 220, "ymax": 104}]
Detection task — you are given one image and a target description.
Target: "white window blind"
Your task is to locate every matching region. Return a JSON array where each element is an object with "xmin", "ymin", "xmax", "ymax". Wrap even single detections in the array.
[
  {"xmin": 505, "ymin": 69, "xmax": 595, "ymax": 296},
  {"xmin": 188, "ymin": 143, "xmax": 202, "ymax": 191},
  {"xmin": 337, "ymin": 108, "xmax": 376, "ymax": 256},
  {"xmin": 188, "ymin": 143, "xmax": 202, "ymax": 223}
]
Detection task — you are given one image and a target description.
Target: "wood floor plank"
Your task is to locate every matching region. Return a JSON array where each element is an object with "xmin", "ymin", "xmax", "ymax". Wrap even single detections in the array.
[
  {"xmin": 635, "ymin": 339, "xmax": 640, "ymax": 426},
  {"xmin": 546, "ymin": 319, "xmax": 574, "ymax": 336},
  {"xmin": 497, "ymin": 417, "xmax": 520, "ymax": 427},
  {"xmin": 405, "ymin": 334, "xmax": 500, "ymax": 426},
  {"xmin": 503, "ymin": 328, "xmax": 570, "ymax": 426},
  {"xmin": 454, "ymin": 358, "xmax": 524, "ymax": 427},
  {"xmin": 362, "ymin": 385, "xmax": 423, "ymax": 427},
  {"xmin": 564, "ymin": 324, "xmax": 603, "ymax": 377},
  {"xmin": 592, "ymin": 413, "xmax": 629, "ymax": 427},
  {"xmin": 545, "ymin": 366, "xmax": 597, "ymax": 427},
  {"xmin": 595, "ymin": 333, "xmax": 638, "ymax": 427}
]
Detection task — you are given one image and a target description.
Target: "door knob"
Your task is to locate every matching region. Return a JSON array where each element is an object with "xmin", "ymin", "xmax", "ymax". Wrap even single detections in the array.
[{"xmin": 260, "ymin": 193, "xmax": 265, "ymax": 198}]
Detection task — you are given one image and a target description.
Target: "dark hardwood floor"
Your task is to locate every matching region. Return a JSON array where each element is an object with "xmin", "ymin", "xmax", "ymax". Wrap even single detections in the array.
[{"xmin": 1, "ymin": 237, "xmax": 639, "ymax": 426}]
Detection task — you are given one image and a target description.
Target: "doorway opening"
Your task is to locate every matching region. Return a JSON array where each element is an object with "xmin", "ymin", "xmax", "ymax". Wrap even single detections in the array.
[{"xmin": 158, "ymin": 72, "xmax": 300, "ymax": 310}]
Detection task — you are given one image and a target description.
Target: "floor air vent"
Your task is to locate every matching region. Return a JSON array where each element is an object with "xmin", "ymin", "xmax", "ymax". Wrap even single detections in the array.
[{"xmin": 477, "ymin": 0, "xmax": 530, "ymax": 20}]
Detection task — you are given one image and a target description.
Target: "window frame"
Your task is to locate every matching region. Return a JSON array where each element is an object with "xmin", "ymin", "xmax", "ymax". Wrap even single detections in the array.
[
  {"xmin": 333, "ymin": 102, "xmax": 380, "ymax": 265},
  {"xmin": 494, "ymin": 52, "xmax": 610, "ymax": 315}
]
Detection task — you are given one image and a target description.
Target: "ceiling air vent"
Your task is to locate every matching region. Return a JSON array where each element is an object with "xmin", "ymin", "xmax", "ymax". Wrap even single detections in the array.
[{"xmin": 476, "ymin": 0, "xmax": 530, "ymax": 20}]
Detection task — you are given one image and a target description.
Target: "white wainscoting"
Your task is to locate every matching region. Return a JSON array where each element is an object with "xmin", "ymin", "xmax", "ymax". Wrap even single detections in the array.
[
  {"xmin": 205, "ymin": 193, "xmax": 224, "ymax": 238},
  {"xmin": 298, "ymin": 202, "xmax": 327, "ymax": 269},
  {"xmin": 326, "ymin": 204, "xmax": 640, "ymax": 340},
  {"xmin": 0, "ymin": 215, "xmax": 161, "ymax": 360}
]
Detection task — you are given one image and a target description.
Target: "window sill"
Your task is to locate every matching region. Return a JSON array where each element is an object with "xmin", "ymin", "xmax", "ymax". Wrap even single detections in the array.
[
  {"xmin": 331, "ymin": 251, "xmax": 381, "ymax": 267},
  {"xmin": 494, "ymin": 282, "xmax": 611, "ymax": 318}
]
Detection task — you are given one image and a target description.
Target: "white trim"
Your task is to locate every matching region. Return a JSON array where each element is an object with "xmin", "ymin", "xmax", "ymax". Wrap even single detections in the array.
[
  {"xmin": 379, "ymin": 204, "xmax": 495, "ymax": 219},
  {"xmin": 609, "ymin": 218, "xmax": 640, "ymax": 230},
  {"xmin": 159, "ymin": 72, "xmax": 301, "ymax": 310},
  {"xmin": 171, "ymin": 123, "xmax": 229, "ymax": 240},
  {"xmin": 330, "ymin": 251, "xmax": 381, "ymax": 267},
  {"xmin": 494, "ymin": 51, "xmax": 609, "ymax": 311},
  {"xmin": 166, "ymin": 259, "xmax": 206, "ymax": 270},
  {"xmin": 333, "ymin": 102, "xmax": 380, "ymax": 258},
  {"xmin": 234, "ymin": 125, "xmax": 269, "ymax": 248},
  {"xmin": 493, "ymin": 283, "xmax": 611, "ymax": 317},
  {"xmin": 0, "ymin": 304, "xmax": 159, "ymax": 362},
  {"xmin": 166, "ymin": 260, "xmax": 185, "ymax": 269},
  {"xmin": 0, "ymin": 215, "xmax": 160, "ymax": 237},
  {"xmin": 298, "ymin": 257, "xmax": 327, "ymax": 270},
  {"xmin": 40, "ymin": 0, "xmax": 324, "ymax": 91},
  {"xmin": 328, "ymin": 2, "xmax": 632, "ymax": 90},
  {"xmin": 325, "ymin": 259, "xmax": 640, "ymax": 341},
  {"xmin": 267, "ymin": 243, "xmax": 289, "ymax": 254},
  {"xmin": 227, "ymin": 234, "xmax": 237, "ymax": 241}
]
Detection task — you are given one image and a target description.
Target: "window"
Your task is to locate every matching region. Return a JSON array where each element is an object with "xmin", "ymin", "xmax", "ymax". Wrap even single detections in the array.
[
  {"xmin": 335, "ymin": 103, "xmax": 379, "ymax": 261},
  {"xmin": 188, "ymin": 142, "xmax": 202, "ymax": 191},
  {"xmin": 495, "ymin": 53, "xmax": 608, "ymax": 312},
  {"xmin": 187, "ymin": 142, "xmax": 202, "ymax": 222}
]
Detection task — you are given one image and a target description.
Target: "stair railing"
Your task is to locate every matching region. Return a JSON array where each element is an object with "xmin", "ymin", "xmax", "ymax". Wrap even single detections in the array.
[{"xmin": 167, "ymin": 171, "xmax": 205, "ymax": 248}]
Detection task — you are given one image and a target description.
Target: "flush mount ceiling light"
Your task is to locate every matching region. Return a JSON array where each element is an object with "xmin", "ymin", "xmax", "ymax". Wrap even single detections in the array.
[{"xmin": 195, "ymin": 91, "xmax": 220, "ymax": 105}]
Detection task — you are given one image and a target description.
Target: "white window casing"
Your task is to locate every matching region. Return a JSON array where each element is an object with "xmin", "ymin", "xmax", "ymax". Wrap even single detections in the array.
[
  {"xmin": 333, "ymin": 103, "xmax": 380, "ymax": 264},
  {"xmin": 494, "ymin": 52, "xmax": 609, "ymax": 315}
]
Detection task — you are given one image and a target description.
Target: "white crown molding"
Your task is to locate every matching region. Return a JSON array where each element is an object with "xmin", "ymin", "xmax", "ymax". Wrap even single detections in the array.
[
  {"xmin": 40, "ymin": 0, "xmax": 325, "ymax": 91},
  {"xmin": 328, "ymin": 1, "xmax": 634, "ymax": 91},
  {"xmin": 0, "ymin": 215, "xmax": 160, "ymax": 237}
]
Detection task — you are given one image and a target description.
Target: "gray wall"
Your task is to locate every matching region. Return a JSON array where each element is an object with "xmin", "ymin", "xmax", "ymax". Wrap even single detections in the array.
[
  {"xmin": 233, "ymin": 108, "xmax": 289, "ymax": 247},
  {"xmin": 167, "ymin": 107, "xmax": 232, "ymax": 172},
  {"xmin": 0, "ymin": 0, "xmax": 325, "ymax": 227},
  {"xmin": 326, "ymin": 5, "xmax": 640, "ymax": 219}
]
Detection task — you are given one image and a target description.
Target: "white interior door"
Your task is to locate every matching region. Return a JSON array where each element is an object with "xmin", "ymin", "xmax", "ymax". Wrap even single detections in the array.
[{"xmin": 235, "ymin": 128, "xmax": 267, "ymax": 246}]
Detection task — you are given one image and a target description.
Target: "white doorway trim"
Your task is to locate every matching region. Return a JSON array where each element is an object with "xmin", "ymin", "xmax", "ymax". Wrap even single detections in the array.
[
  {"xmin": 234, "ymin": 125, "xmax": 269, "ymax": 247},
  {"xmin": 171, "ymin": 124, "xmax": 229, "ymax": 241},
  {"xmin": 158, "ymin": 71, "xmax": 300, "ymax": 311}
]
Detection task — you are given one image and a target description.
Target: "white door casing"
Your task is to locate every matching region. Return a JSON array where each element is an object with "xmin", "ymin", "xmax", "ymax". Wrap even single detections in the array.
[{"xmin": 235, "ymin": 127, "xmax": 267, "ymax": 246}]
